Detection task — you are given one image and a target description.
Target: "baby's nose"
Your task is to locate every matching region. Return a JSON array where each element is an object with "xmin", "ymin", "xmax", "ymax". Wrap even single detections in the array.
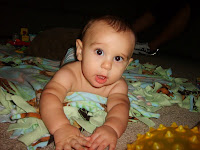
[{"xmin": 101, "ymin": 60, "xmax": 112, "ymax": 71}]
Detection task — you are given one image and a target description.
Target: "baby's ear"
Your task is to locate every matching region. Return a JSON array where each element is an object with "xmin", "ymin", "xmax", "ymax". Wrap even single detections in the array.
[
  {"xmin": 126, "ymin": 58, "xmax": 133, "ymax": 68},
  {"xmin": 76, "ymin": 39, "xmax": 83, "ymax": 61}
]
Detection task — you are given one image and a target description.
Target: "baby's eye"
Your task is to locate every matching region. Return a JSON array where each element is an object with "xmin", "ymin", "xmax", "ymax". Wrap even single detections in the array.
[
  {"xmin": 95, "ymin": 49, "xmax": 104, "ymax": 56},
  {"xmin": 115, "ymin": 56, "xmax": 123, "ymax": 62}
]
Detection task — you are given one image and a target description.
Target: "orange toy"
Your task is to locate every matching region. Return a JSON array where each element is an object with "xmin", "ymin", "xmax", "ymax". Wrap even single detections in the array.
[{"xmin": 127, "ymin": 122, "xmax": 200, "ymax": 150}]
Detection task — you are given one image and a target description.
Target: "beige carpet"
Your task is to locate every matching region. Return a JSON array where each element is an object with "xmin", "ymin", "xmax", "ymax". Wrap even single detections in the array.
[{"xmin": 0, "ymin": 54, "xmax": 200, "ymax": 150}]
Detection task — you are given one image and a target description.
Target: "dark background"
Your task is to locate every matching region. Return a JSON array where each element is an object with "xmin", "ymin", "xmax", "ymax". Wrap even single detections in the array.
[
  {"xmin": 0, "ymin": 0, "xmax": 199, "ymax": 60},
  {"xmin": 0, "ymin": 0, "xmax": 155, "ymax": 34}
]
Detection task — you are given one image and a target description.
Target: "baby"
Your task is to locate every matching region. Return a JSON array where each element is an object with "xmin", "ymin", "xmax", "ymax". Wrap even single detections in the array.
[{"xmin": 40, "ymin": 15, "xmax": 136, "ymax": 150}]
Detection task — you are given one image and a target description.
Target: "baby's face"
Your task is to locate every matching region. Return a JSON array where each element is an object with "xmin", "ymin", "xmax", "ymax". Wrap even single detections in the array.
[{"xmin": 78, "ymin": 21, "xmax": 135, "ymax": 88}]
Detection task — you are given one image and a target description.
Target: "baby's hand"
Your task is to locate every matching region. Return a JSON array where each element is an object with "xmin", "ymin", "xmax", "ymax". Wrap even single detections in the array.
[
  {"xmin": 88, "ymin": 125, "xmax": 118, "ymax": 150},
  {"xmin": 53, "ymin": 124, "xmax": 91, "ymax": 150}
]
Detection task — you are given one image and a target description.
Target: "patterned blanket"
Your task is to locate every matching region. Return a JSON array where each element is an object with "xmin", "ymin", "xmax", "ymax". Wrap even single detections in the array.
[{"xmin": 0, "ymin": 45, "xmax": 199, "ymax": 149}]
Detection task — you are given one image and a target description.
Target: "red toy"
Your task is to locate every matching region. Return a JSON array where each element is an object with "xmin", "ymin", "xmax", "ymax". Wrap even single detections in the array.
[{"xmin": 8, "ymin": 39, "xmax": 30, "ymax": 47}]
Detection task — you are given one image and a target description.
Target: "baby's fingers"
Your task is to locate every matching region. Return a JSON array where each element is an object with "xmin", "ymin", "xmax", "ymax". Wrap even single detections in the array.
[
  {"xmin": 89, "ymin": 136, "xmax": 104, "ymax": 150},
  {"xmin": 81, "ymin": 134, "xmax": 91, "ymax": 142},
  {"xmin": 55, "ymin": 144, "xmax": 64, "ymax": 150},
  {"xmin": 70, "ymin": 138, "xmax": 86, "ymax": 150},
  {"xmin": 77, "ymin": 136, "xmax": 92, "ymax": 148},
  {"xmin": 108, "ymin": 143, "xmax": 116, "ymax": 150},
  {"xmin": 96, "ymin": 140, "xmax": 115, "ymax": 150}
]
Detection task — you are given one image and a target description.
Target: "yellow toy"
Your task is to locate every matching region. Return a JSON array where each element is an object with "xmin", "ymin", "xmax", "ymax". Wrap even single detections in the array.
[
  {"xmin": 127, "ymin": 122, "xmax": 200, "ymax": 150},
  {"xmin": 21, "ymin": 28, "xmax": 29, "ymax": 42}
]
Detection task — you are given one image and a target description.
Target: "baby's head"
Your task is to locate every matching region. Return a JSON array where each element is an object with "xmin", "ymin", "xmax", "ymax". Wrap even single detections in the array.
[
  {"xmin": 76, "ymin": 15, "xmax": 136, "ymax": 87},
  {"xmin": 81, "ymin": 16, "xmax": 135, "ymax": 42}
]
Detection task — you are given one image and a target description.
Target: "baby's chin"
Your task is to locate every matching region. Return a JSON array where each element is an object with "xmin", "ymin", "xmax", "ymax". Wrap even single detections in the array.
[
  {"xmin": 90, "ymin": 81, "xmax": 115, "ymax": 89},
  {"xmin": 90, "ymin": 82, "xmax": 106, "ymax": 88}
]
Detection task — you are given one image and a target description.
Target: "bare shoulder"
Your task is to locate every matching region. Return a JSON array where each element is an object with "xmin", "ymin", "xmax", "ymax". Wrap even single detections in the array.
[
  {"xmin": 109, "ymin": 77, "xmax": 128, "ymax": 95},
  {"xmin": 57, "ymin": 62, "xmax": 80, "ymax": 77},
  {"xmin": 47, "ymin": 61, "xmax": 81, "ymax": 89}
]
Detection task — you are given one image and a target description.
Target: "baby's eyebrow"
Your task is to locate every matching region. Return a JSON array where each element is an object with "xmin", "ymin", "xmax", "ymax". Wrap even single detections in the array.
[
  {"xmin": 120, "ymin": 53, "xmax": 128, "ymax": 58},
  {"xmin": 119, "ymin": 53, "xmax": 128, "ymax": 61},
  {"xmin": 90, "ymin": 42, "xmax": 103, "ymax": 46},
  {"xmin": 121, "ymin": 53, "xmax": 126, "ymax": 57}
]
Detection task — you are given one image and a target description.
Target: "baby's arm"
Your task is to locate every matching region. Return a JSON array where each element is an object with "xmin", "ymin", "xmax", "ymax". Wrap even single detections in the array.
[
  {"xmin": 40, "ymin": 66, "xmax": 91, "ymax": 150},
  {"xmin": 89, "ymin": 79, "xmax": 130, "ymax": 150}
]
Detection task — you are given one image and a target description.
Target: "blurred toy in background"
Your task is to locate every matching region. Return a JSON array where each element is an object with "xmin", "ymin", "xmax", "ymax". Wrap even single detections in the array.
[
  {"xmin": 127, "ymin": 122, "xmax": 200, "ymax": 150},
  {"xmin": 7, "ymin": 28, "xmax": 38, "ymax": 54},
  {"xmin": 8, "ymin": 38, "xmax": 30, "ymax": 53},
  {"xmin": 21, "ymin": 28, "xmax": 29, "ymax": 42}
]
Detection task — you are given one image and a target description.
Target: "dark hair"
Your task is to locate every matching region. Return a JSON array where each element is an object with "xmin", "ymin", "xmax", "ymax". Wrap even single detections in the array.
[{"xmin": 81, "ymin": 15, "xmax": 135, "ymax": 40}]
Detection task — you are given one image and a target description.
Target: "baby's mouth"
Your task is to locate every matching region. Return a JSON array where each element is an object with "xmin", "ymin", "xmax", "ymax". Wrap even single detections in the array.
[{"xmin": 95, "ymin": 75, "xmax": 107, "ymax": 84}]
